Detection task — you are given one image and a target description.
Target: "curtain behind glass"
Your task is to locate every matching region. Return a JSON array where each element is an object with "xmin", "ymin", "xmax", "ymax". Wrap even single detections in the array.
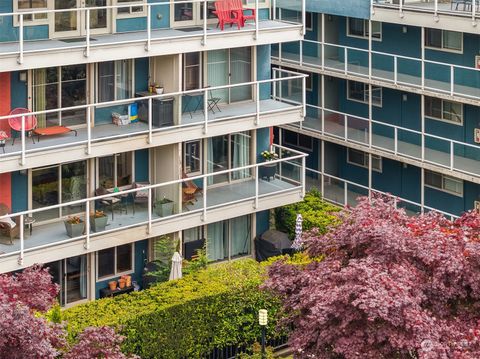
[
  {"xmin": 232, "ymin": 132, "xmax": 250, "ymax": 180},
  {"xmin": 443, "ymin": 31, "xmax": 461, "ymax": 51},
  {"xmin": 79, "ymin": 255, "xmax": 87, "ymax": 299},
  {"xmin": 116, "ymin": 60, "xmax": 132, "ymax": 100},
  {"xmin": 207, "ymin": 221, "xmax": 227, "ymax": 261},
  {"xmin": 33, "ymin": 69, "xmax": 47, "ymax": 128},
  {"xmin": 98, "ymin": 61, "xmax": 115, "ymax": 102},
  {"xmin": 230, "ymin": 216, "xmax": 251, "ymax": 257},
  {"xmin": 230, "ymin": 47, "xmax": 251, "ymax": 102},
  {"xmin": 207, "ymin": 50, "xmax": 229, "ymax": 103}
]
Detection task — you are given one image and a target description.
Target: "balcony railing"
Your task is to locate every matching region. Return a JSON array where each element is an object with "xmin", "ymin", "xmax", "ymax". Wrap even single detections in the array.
[
  {"xmin": 0, "ymin": 69, "xmax": 307, "ymax": 168},
  {"xmin": 0, "ymin": 0, "xmax": 305, "ymax": 64},
  {"xmin": 273, "ymin": 39, "xmax": 480, "ymax": 102},
  {"xmin": 288, "ymin": 104, "xmax": 480, "ymax": 178},
  {"xmin": 372, "ymin": 0, "xmax": 480, "ymax": 20},
  {"xmin": 0, "ymin": 144, "xmax": 306, "ymax": 265},
  {"xmin": 304, "ymin": 167, "xmax": 458, "ymax": 220}
]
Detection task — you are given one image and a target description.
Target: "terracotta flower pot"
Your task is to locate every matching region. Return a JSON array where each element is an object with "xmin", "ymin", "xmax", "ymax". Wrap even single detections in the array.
[
  {"xmin": 122, "ymin": 275, "xmax": 132, "ymax": 287},
  {"xmin": 108, "ymin": 280, "xmax": 117, "ymax": 291},
  {"xmin": 118, "ymin": 278, "xmax": 126, "ymax": 289}
]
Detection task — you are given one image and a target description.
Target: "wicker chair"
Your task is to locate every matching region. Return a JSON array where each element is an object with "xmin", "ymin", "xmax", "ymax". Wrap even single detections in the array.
[{"xmin": 0, "ymin": 203, "xmax": 20, "ymax": 245}]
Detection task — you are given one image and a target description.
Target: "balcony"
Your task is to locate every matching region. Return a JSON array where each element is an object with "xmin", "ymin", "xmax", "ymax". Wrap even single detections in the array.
[
  {"xmin": 272, "ymin": 40, "xmax": 480, "ymax": 105},
  {"xmin": 0, "ymin": 0, "xmax": 306, "ymax": 71},
  {"xmin": 283, "ymin": 104, "xmax": 480, "ymax": 182},
  {"xmin": 0, "ymin": 145, "xmax": 306, "ymax": 271},
  {"xmin": 303, "ymin": 167, "xmax": 458, "ymax": 219},
  {"xmin": 372, "ymin": 0, "xmax": 480, "ymax": 34},
  {"xmin": 0, "ymin": 70, "xmax": 307, "ymax": 173}
]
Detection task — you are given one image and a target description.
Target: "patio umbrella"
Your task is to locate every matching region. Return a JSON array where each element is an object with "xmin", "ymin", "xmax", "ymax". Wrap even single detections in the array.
[
  {"xmin": 292, "ymin": 213, "xmax": 303, "ymax": 250},
  {"xmin": 169, "ymin": 252, "xmax": 183, "ymax": 281}
]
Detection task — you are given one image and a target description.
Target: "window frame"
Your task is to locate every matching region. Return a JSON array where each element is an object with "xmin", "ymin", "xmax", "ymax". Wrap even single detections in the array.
[
  {"xmin": 347, "ymin": 148, "xmax": 382, "ymax": 173},
  {"xmin": 113, "ymin": 0, "xmax": 147, "ymax": 19},
  {"xmin": 347, "ymin": 80, "xmax": 382, "ymax": 107},
  {"xmin": 283, "ymin": 130, "xmax": 313, "ymax": 151},
  {"xmin": 425, "ymin": 170, "xmax": 463, "ymax": 197},
  {"xmin": 183, "ymin": 140, "xmax": 203, "ymax": 176},
  {"xmin": 96, "ymin": 152, "xmax": 136, "ymax": 189},
  {"xmin": 346, "ymin": 18, "xmax": 382, "ymax": 41},
  {"xmin": 183, "ymin": 52, "xmax": 202, "ymax": 91},
  {"xmin": 96, "ymin": 243, "xmax": 135, "ymax": 282},
  {"xmin": 424, "ymin": 96, "xmax": 463, "ymax": 126},
  {"xmin": 425, "ymin": 28, "xmax": 463, "ymax": 53},
  {"xmin": 96, "ymin": 59, "xmax": 135, "ymax": 104},
  {"xmin": 13, "ymin": 0, "xmax": 49, "ymax": 26}
]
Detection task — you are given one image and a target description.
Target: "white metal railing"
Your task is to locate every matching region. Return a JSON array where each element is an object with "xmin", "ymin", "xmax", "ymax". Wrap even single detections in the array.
[
  {"xmin": 290, "ymin": 103, "xmax": 480, "ymax": 178},
  {"xmin": 273, "ymin": 39, "xmax": 480, "ymax": 101},
  {"xmin": 305, "ymin": 167, "xmax": 458, "ymax": 220},
  {"xmin": 0, "ymin": 144, "xmax": 306, "ymax": 265},
  {"xmin": 371, "ymin": 0, "xmax": 478, "ymax": 21},
  {"xmin": 0, "ymin": 69, "xmax": 307, "ymax": 165},
  {"xmin": 0, "ymin": 0, "xmax": 305, "ymax": 63}
]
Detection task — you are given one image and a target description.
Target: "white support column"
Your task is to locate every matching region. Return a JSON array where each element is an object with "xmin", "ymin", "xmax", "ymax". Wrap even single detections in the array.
[
  {"xmin": 450, "ymin": 66, "xmax": 454, "ymax": 96},
  {"xmin": 394, "ymin": 56, "xmax": 398, "ymax": 85},
  {"xmin": 321, "ymin": 140, "xmax": 325, "ymax": 196},
  {"xmin": 202, "ymin": 176, "xmax": 207, "ymax": 221},
  {"xmin": 84, "ymin": 201, "xmax": 90, "ymax": 250},
  {"xmin": 255, "ymin": 166, "xmax": 259, "ymax": 208},
  {"xmin": 472, "ymin": 0, "xmax": 477, "ymax": 25},
  {"xmin": 450, "ymin": 141, "xmax": 454, "ymax": 170},
  {"xmin": 202, "ymin": 0, "xmax": 207, "ymax": 45},
  {"xmin": 368, "ymin": 153, "xmax": 372, "ymax": 200},
  {"xmin": 146, "ymin": 4, "xmax": 152, "ymax": 51},
  {"xmin": 302, "ymin": 77, "xmax": 306, "ymax": 118},
  {"xmin": 421, "ymin": 94, "xmax": 425, "ymax": 161},
  {"xmin": 85, "ymin": 9, "xmax": 90, "ymax": 57},
  {"xmin": 301, "ymin": 0, "xmax": 306, "ymax": 35},
  {"xmin": 421, "ymin": 167, "xmax": 425, "ymax": 213},
  {"xmin": 86, "ymin": 107, "xmax": 91, "ymax": 155},
  {"xmin": 321, "ymin": 14, "xmax": 325, "ymax": 70},
  {"xmin": 434, "ymin": 0, "xmax": 439, "ymax": 19},
  {"xmin": 18, "ymin": 214, "xmax": 24, "ymax": 265},
  {"xmin": 148, "ymin": 97, "xmax": 153, "ymax": 144},
  {"xmin": 147, "ymin": 187, "xmax": 152, "ymax": 234},
  {"xmin": 255, "ymin": 82, "xmax": 260, "ymax": 126},
  {"xmin": 421, "ymin": 27, "xmax": 425, "ymax": 90},
  {"xmin": 20, "ymin": 115, "xmax": 26, "ymax": 166},
  {"xmin": 344, "ymin": 47, "xmax": 348, "ymax": 74},
  {"xmin": 18, "ymin": 14, "xmax": 23, "ymax": 64},
  {"xmin": 368, "ymin": 20, "xmax": 372, "ymax": 81},
  {"xmin": 299, "ymin": 41, "xmax": 303, "ymax": 66},
  {"xmin": 301, "ymin": 156, "xmax": 306, "ymax": 198},
  {"xmin": 203, "ymin": 88, "xmax": 208, "ymax": 134},
  {"xmin": 273, "ymin": 0, "xmax": 276, "ymax": 20},
  {"xmin": 321, "ymin": 75, "xmax": 325, "ymax": 134},
  {"xmin": 394, "ymin": 127, "xmax": 398, "ymax": 155},
  {"xmin": 368, "ymin": 84, "xmax": 373, "ymax": 148},
  {"xmin": 255, "ymin": 0, "xmax": 259, "ymax": 40}
]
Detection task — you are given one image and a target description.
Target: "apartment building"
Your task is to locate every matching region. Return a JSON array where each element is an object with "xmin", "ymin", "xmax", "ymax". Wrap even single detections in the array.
[
  {"xmin": 273, "ymin": 0, "xmax": 480, "ymax": 219},
  {"xmin": 0, "ymin": 0, "xmax": 307, "ymax": 306}
]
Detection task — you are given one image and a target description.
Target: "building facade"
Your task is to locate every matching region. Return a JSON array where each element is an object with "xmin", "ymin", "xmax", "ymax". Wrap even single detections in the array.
[
  {"xmin": 0, "ymin": 0, "xmax": 307, "ymax": 306},
  {"xmin": 273, "ymin": 0, "xmax": 480, "ymax": 219}
]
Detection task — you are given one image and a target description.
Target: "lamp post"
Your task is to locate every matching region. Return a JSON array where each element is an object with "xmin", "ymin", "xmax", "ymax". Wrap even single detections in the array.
[{"xmin": 259, "ymin": 309, "xmax": 268, "ymax": 359}]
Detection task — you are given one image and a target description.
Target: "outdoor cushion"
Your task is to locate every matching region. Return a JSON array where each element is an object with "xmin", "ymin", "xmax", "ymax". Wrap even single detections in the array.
[
  {"xmin": 0, "ymin": 215, "xmax": 16, "ymax": 229},
  {"xmin": 135, "ymin": 183, "xmax": 149, "ymax": 198},
  {"xmin": 34, "ymin": 126, "xmax": 73, "ymax": 136}
]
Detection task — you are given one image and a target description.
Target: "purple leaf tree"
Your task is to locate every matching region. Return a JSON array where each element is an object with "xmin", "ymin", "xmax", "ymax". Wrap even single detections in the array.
[{"xmin": 264, "ymin": 195, "xmax": 480, "ymax": 359}]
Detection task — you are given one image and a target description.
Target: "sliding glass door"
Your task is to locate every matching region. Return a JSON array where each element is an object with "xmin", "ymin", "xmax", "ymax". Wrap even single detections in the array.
[
  {"xmin": 207, "ymin": 215, "xmax": 251, "ymax": 262},
  {"xmin": 31, "ymin": 161, "xmax": 87, "ymax": 222},
  {"xmin": 207, "ymin": 47, "xmax": 252, "ymax": 104},
  {"xmin": 47, "ymin": 255, "xmax": 88, "ymax": 306}
]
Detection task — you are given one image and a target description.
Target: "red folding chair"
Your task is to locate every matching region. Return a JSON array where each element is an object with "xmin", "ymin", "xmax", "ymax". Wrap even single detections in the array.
[
  {"xmin": 229, "ymin": 0, "xmax": 255, "ymax": 27},
  {"xmin": 8, "ymin": 108, "xmax": 37, "ymax": 145},
  {"xmin": 214, "ymin": 1, "xmax": 242, "ymax": 30}
]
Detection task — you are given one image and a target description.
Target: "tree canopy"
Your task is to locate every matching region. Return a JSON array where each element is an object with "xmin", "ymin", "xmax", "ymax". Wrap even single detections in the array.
[{"xmin": 265, "ymin": 196, "xmax": 480, "ymax": 359}]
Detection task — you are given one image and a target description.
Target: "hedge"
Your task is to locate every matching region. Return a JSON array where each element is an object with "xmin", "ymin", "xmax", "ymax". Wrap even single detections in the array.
[
  {"xmin": 61, "ymin": 259, "xmax": 285, "ymax": 359},
  {"xmin": 275, "ymin": 188, "xmax": 340, "ymax": 239}
]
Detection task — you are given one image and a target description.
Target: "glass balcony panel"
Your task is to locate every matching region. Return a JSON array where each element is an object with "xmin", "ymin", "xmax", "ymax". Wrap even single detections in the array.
[
  {"xmin": 153, "ymin": 183, "xmax": 182, "ymax": 218},
  {"xmin": 302, "ymin": 105, "xmax": 321, "ymax": 132},
  {"xmin": 322, "ymin": 176, "xmax": 345, "ymax": 206},
  {"xmin": 305, "ymin": 168, "xmax": 321, "ymax": 191},
  {"xmin": 346, "ymin": 115, "xmax": 369, "ymax": 145},
  {"xmin": 346, "ymin": 183, "xmax": 368, "ymax": 207},
  {"xmin": 347, "ymin": 48, "xmax": 369, "ymax": 77},
  {"xmin": 324, "ymin": 44, "xmax": 344, "ymax": 72},
  {"xmin": 424, "ymin": 62, "xmax": 451, "ymax": 93},
  {"xmin": 371, "ymin": 122, "xmax": 395, "ymax": 152},
  {"xmin": 396, "ymin": 57, "xmax": 422, "ymax": 87},
  {"xmin": 371, "ymin": 52, "xmax": 394, "ymax": 82},
  {"xmin": 302, "ymin": 41, "xmax": 322, "ymax": 67},
  {"xmin": 324, "ymin": 110, "xmax": 345, "ymax": 139},
  {"xmin": 424, "ymin": 136, "xmax": 451, "ymax": 168},
  {"xmin": 453, "ymin": 143, "xmax": 480, "ymax": 176},
  {"xmin": 397, "ymin": 201, "xmax": 422, "ymax": 217},
  {"xmin": 278, "ymin": 41, "xmax": 301, "ymax": 64},
  {"xmin": 397, "ymin": 128, "xmax": 422, "ymax": 159},
  {"xmin": 453, "ymin": 67, "xmax": 480, "ymax": 99}
]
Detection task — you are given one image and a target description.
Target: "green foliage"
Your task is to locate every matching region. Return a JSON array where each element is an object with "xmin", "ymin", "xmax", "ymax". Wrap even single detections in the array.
[
  {"xmin": 183, "ymin": 245, "xmax": 209, "ymax": 276},
  {"xmin": 275, "ymin": 188, "xmax": 340, "ymax": 239},
  {"xmin": 62, "ymin": 259, "xmax": 285, "ymax": 359},
  {"xmin": 237, "ymin": 343, "xmax": 275, "ymax": 359},
  {"xmin": 145, "ymin": 235, "xmax": 178, "ymax": 284},
  {"xmin": 261, "ymin": 251, "xmax": 322, "ymax": 268}
]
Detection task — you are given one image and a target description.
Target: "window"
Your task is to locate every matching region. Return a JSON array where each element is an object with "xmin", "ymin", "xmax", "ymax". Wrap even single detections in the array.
[
  {"xmin": 32, "ymin": 65, "xmax": 87, "ymax": 127},
  {"xmin": 96, "ymin": 244, "xmax": 134, "ymax": 280},
  {"xmin": 347, "ymin": 148, "xmax": 382, "ymax": 172},
  {"xmin": 184, "ymin": 140, "xmax": 202, "ymax": 175},
  {"xmin": 182, "ymin": 228, "xmax": 205, "ymax": 260},
  {"xmin": 97, "ymin": 60, "xmax": 134, "ymax": 102},
  {"xmin": 283, "ymin": 130, "xmax": 313, "ymax": 151},
  {"xmin": 184, "ymin": 52, "xmax": 202, "ymax": 91},
  {"xmin": 347, "ymin": 81, "xmax": 382, "ymax": 107},
  {"xmin": 425, "ymin": 170, "xmax": 463, "ymax": 196},
  {"xmin": 14, "ymin": 0, "xmax": 48, "ymax": 25},
  {"xmin": 207, "ymin": 215, "xmax": 251, "ymax": 262},
  {"xmin": 425, "ymin": 97, "xmax": 463, "ymax": 125},
  {"xmin": 98, "ymin": 152, "xmax": 134, "ymax": 189},
  {"xmin": 347, "ymin": 18, "xmax": 381, "ymax": 40},
  {"xmin": 114, "ymin": 0, "xmax": 146, "ymax": 18},
  {"xmin": 425, "ymin": 29, "xmax": 462, "ymax": 52}
]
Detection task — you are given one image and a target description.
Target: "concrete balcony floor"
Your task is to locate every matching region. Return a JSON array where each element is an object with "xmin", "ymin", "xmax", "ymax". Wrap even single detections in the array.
[
  {"xmin": 0, "ymin": 177, "xmax": 296, "ymax": 257},
  {"xmin": 297, "ymin": 117, "xmax": 480, "ymax": 177},
  {"xmin": 378, "ymin": 1, "xmax": 476, "ymax": 14},
  {"xmin": 0, "ymin": 99, "xmax": 296, "ymax": 158}
]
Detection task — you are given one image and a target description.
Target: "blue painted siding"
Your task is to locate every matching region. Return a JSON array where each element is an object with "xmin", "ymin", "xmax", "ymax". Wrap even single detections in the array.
[
  {"xmin": 11, "ymin": 171, "xmax": 27, "ymax": 213},
  {"xmin": 257, "ymin": 44, "xmax": 271, "ymax": 100},
  {"xmin": 0, "ymin": 3, "xmax": 49, "ymax": 42},
  {"xmin": 10, "ymin": 71, "xmax": 27, "ymax": 109},
  {"xmin": 256, "ymin": 211, "xmax": 269, "ymax": 235},
  {"xmin": 94, "ymin": 239, "xmax": 148, "ymax": 299},
  {"xmin": 135, "ymin": 149, "xmax": 150, "ymax": 182}
]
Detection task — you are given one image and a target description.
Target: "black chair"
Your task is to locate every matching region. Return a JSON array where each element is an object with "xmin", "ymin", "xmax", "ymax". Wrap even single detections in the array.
[
  {"xmin": 206, "ymin": 86, "xmax": 221, "ymax": 114},
  {"xmin": 95, "ymin": 187, "xmax": 121, "ymax": 220}
]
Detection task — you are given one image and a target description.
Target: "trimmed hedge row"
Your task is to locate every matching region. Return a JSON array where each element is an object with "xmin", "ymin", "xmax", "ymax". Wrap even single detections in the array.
[{"xmin": 61, "ymin": 259, "xmax": 285, "ymax": 359}]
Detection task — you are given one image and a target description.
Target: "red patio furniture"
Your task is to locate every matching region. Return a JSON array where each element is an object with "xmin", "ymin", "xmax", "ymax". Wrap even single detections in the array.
[
  {"xmin": 214, "ymin": 0, "xmax": 242, "ymax": 30},
  {"xmin": 33, "ymin": 126, "xmax": 77, "ymax": 142},
  {"xmin": 229, "ymin": 0, "xmax": 255, "ymax": 27},
  {"xmin": 0, "ymin": 131, "xmax": 8, "ymax": 153},
  {"xmin": 8, "ymin": 108, "xmax": 37, "ymax": 145}
]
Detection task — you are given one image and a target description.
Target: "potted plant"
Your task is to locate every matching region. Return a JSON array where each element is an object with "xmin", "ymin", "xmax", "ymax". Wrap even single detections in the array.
[
  {"xmin": 90, "ymin": 210, "xmax": 108, "ymax": 233},
  {"xmin": 154, "ymin": 197, "xmax": 174, "ymax": 217},
  {"xmin": 260, "ymin": 149, "xmax": 279, "ymax": 181},
  {"xmin": 64, "ymin": 216, "xmax": 84, "ymax": 238},
  {"xmin": 108, "ymin": 280, "xmax": 117, "ymax": 291}
]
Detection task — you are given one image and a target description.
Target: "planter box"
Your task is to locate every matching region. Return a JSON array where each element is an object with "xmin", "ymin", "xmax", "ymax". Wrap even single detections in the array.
[
  {"xmin": 90, "ymin": 215, "xmax": 108, "ymax": 232},
  {"xmin": 155, "ymin": 200, "xmax": 174, "ymax": 217},
  {"xmin": 64, "ymin": 221, "xmax": 85, "ymax": 238},
  {"xmin": 259, "ymin": 162, "xmax": 276, "ymax": 181}
]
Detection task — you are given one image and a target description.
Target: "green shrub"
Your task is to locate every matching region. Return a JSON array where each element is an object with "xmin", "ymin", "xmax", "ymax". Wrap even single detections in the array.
[
  {"xmin": 61, "ymin": 259, "xmax": 285, "ymax": 359},
  {"xmin": 237, "ymin": 343, "xmax": 275, "ymax": 359},
  {"xmin": 275, "ymin": 188, "xmax": 340, "ymax": 239}
]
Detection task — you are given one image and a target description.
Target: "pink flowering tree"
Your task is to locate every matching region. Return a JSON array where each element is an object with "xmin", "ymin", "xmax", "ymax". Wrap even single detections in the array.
[
  {"xmin": 0, "ymin": 265, "xmax": 136, "ymax": 358},
  {"xmin": 264, "ymin": 195, "xmax": 480, "ymax": 359}
]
